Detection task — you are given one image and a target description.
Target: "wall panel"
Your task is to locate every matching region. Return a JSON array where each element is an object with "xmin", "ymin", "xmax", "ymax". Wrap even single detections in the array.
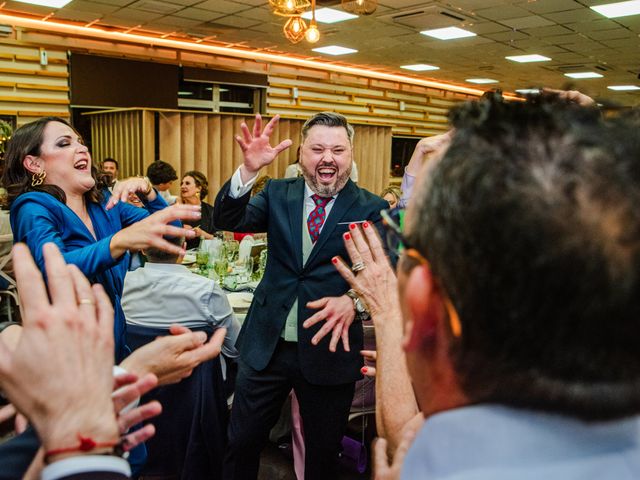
[{"xmin": 0, "ymin": 43, "xmax": 69, "ymax": 125}]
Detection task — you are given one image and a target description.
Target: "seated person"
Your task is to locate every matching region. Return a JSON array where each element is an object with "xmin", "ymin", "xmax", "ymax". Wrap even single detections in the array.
[
  {"xmin": 379, "ymin": 186, "xmax": 401, "ymax": 209},
  {"xmin": 146, "ymin": 160, "xmax": 178, "ymax": 205},
  {"xmin": 180, "ymin": 170, "xmax": 217, "ymax": 250},
  {"xmin": 122, "ymin": 235, "xmax": 240, "ymax": 479}
]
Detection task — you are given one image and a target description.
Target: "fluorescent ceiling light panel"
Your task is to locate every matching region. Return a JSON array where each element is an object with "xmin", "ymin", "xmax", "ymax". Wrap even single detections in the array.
[
  {"xmin": 420, "ymin": 27, "xmax": 476, "ymax": 40},
  {"xmin": 401, "ymin": 64, "xmax": 440, "ymax": 71},
  {"xmin": 591, "ymin": 1, "xmax": 640, "ymax": 18},
  {"xmin": 506, "ymin": 54, "xmax": 551, "ymax": 62},
  {"xmin": 516, "ymin": 88, "xmax": 541, "ymax": 94},
  {"xmin": 564, "ymin": 72, "xmax": 603, "ymax": 78},
  {"xmin": 312, "ymin": 45, "xmax": 358, "ymax": 55},
  {"xmin": 14, "ymin": 0, "xmax": 72, "ymax": 6},
  {"xmin": 466, "ymin": 78, "xmax": 498, "ymax": 84},
  {"xmin": 608, "ymin": 85, "xmax": 640, "ymax": 90},
  {"xmin": 301, "ymin": 7, "xmax": 358, "ymax": 23}
]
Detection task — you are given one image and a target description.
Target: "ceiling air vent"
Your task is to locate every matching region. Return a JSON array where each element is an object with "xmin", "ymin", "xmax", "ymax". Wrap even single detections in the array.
[{"xmin": 383, "ymin": 5, "xmax": 474, "ymax": 30}]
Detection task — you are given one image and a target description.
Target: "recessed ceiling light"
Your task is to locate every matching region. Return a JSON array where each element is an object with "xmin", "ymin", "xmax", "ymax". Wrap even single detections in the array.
[
  {"xmin": 312, "ymin": 45, "xmax": 358, "ymax": 56},
  {"xmin": 591, "ymin": 0, "xmax": 640, "ymax": 18},
  {"xmin": 466, "ymin": 78, "xmax": 499, "ymax": 84},
  {"xmin": 506, "ymin": 54, "xmax": 551, "ymax": 63},
  {"xmin": 301, "ymin": 7, "xmax": 358, "ymax": 24},
  {"xmin": 14, "ymin": 0, "xmax": 71, "ymax": 6},
  {"xmin": 401, "ymin": 64, "xmax": 440, "ymax": 71},
  {"xmin": 420, "ymin": 27, "xmax": 476, "ymax": 40},
  {"xmin": 608, "ymin": 85, "xmax": 640, "ymax": 90},
  {"xmin": 564, "ymin": 72, "xmax": 604, "ymax": 79},
  {"xmin": 515, "ymin": 88, "xmax": 541, "ymax": 94}
]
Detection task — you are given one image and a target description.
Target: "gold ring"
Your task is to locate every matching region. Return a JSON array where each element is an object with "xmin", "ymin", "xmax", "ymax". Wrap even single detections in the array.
[
  {"xmin": 78, "ymin": 298, "xmax": 94, "ymax": 306},
  {"xmin": 351, "ymin": 261, "xmax": 366, "ymax": 273}
]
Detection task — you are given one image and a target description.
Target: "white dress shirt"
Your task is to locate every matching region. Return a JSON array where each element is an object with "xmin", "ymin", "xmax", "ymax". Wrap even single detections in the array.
[
  {"xmin": 122, "ymin": 262, "xmax": 240, "ymax": 358},
  {"xmin": 42, "ymin": 455, "xmax": 131, "ymax": 480},
  {"xmin": 229, "ymin": 167, "xmax": 338, "ymax": 236}
]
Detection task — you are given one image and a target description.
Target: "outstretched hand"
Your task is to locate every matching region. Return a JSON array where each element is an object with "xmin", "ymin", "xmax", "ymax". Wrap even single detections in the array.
[
  {"xmin": 236, "ymin": 114, "xmax": 292, "ymax": 182},
  {"xmin": 0, "ymin": 243, "xmax": 119, "ymax": 456},
  {"xmin": 110, "ymin": 203, "xmax": 201, "ymax": 259},
  {"xmin": 332, "ymin": 222, "xmax": 399, "ymax": 319},
  {"xmin": 304, "ymin": 295, "xmax": 355, "ymax": 353},
  {"xmin": 106, "ymin": 176, "xmax": 156, "ymax": 210},
  {"xmin": 119, "ymin": 323, "xmax": 227, "ymax": 385}
]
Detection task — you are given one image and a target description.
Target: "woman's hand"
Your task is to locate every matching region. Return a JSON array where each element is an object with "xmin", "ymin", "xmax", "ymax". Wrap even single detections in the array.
[
  {"xmin": 332, "ymin": 222, "xmax": 399, "ymax": 319},
  {"xmin": 106, "ymin": 177, "xmax": 156, "ymax": 210},
  {"xmin": 110, "ymin": 203, "xmax": 201, "ymax": 259}
]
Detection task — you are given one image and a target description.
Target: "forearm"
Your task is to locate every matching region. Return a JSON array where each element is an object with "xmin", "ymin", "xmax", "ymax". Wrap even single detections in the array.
[{"xmin": 374, "ymin": 311, "xmax": 419, "ymax": 454}]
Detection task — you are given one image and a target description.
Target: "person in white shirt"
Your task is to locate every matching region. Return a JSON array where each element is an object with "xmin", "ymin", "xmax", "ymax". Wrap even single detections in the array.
[
  {"xmin": 146, "ymin": 160, "xmax": 178, "ymax": 206},
  {"xmin": 121, "ymin": 235, "xmax": 240, "ymax": 478}
]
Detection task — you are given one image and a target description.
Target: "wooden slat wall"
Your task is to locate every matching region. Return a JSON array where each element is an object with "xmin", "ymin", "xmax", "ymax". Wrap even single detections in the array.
[
  {"xmin": 0, "ymin": 43, "xmax": 70, "ymax": 126},
  {"xmin": 89, "ymin": 110, "xmax": 145, "ymax": 178},
  {"xmin": 157, "ymin": 111, "xmax": 390, "ymax": 197},
  {"xmin": 8, "ymin": 29, "xmax": 472, "ymax": 138}
]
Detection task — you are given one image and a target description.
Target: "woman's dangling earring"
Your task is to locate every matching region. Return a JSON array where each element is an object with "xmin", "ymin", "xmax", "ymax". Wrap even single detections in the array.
[{"xmin": 31, "ymin": 170, "xmax": 46, "ymax": 187}]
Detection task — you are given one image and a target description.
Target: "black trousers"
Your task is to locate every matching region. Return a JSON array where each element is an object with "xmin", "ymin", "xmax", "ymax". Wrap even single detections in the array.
[{"xmin": 223, "ymin": 339, "xmax": 355, "ymax": 480}]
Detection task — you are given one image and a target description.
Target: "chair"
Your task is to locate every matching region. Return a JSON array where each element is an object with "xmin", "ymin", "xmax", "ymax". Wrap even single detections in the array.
[{"xmin": 0, "ymin": 233, "xmax": 18, "ymax": 322}]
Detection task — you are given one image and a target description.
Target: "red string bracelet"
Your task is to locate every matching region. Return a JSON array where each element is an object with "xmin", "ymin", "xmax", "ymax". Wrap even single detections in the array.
[{"xmin": 44, "ymin": 434, "xmax": 119, "ymax": 463}]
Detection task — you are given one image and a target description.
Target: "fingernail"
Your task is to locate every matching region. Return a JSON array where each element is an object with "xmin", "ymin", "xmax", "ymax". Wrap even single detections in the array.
[
  {"xmin": 363, "ymin": 221, "xmax": 369, "ymax": 228},
  {"xmin": 196, "ymin": 332, "xmax": 207, "ymax": 343},
  {"xmin": 192, "ymin": 211, "xmax": 201, "ymax": 218},
  {"xmin": 361, "ymin": 366, "xmax": 368, "ymax": 374},
  {"xmin": 344, "ymin": 232, "xmax": 351, "ymax": 240},
  {"xmin": 349, "ymin": 223, "xmax": 357, "ymax": 230},
  {"xmin": 332, "ymin": 257, "xmax": 338, "ymax": 264}
]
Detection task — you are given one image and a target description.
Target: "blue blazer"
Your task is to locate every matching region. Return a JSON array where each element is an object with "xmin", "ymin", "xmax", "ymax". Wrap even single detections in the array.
[
  {"xmin": 214, "ymin": 177, "xmax": 389, "ymax": 385},
  {"xmin": 10, "ymin": 190, "xmax": 171, "ymax": 362}
]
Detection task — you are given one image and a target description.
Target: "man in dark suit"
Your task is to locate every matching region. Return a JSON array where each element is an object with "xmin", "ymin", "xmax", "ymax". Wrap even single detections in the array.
[{"xmin": 214, "ymin": 112, "xmax": 389, "ymax": 479}]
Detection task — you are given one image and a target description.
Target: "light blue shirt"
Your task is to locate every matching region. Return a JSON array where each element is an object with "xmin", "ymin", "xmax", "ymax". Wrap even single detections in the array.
[
  {"xmin": 402, "ymin": 404, "xmax": 640, "ymax": 479},
  {"xmin": 122, "ymin": 262, "xmax": 240, "ymax": 358}
]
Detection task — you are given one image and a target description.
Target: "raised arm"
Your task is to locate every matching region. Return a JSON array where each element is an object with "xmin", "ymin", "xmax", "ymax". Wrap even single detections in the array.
[
  {"xmin": 235, "ymin": 114, "xmax": 292, "ymax": 183},
  {"xmin": 332, "ymin": 223, "xmax": 419, "ymax": 455}
]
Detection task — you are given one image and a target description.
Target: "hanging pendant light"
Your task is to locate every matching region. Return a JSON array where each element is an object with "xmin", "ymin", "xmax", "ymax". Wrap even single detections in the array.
[
  {"xmin": 270, "ymin": 0, "xmax": 311, "ymax": 17},
  {"xmin": 341, "ymin": 0, "xmax": 378, "ymax": 15},
  {"xmin": 283, "ymin": 16, "xmax": 308, "ymax": 43},
  {"xmin": 304, "ymin": 0, "xmax": 320, "ymax": 43}
]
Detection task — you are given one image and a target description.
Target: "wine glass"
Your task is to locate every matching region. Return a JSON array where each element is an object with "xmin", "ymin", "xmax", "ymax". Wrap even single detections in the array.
[
  {"xmin": 196, "ymin": 250, "xmax": 209, "ymax": 275},
  {"xmin": 213, "ymin": 257, "xmax": 228, "ymax": 282},
  {"xmin": 235, "ymin": 256, "xmax": 253, "ymax": 283},
  {"xmin": 224, "ymin": 240, "xmax": 239, "ymax": 263}
]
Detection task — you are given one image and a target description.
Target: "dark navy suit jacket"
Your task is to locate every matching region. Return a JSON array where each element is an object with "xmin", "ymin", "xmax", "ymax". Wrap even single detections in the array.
[{"xmin": 213, "ymin": 177, "xmax": 389, "ymax": 386}]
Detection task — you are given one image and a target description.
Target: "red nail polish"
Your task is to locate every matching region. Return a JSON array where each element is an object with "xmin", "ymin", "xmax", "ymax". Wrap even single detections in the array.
[
  {"xmin": 361, "ymin": 366, "xmax": 368, "ymax": 374},
  {"xmin": 344, "ymin": 232, "xmax": 351, "ymax": 240},
  {"xmin": 363, "ymin": 221, "xmax": 369, "ymax": 228},
  {"xmin": 349, "ymin": 223, "xmax": 357, "ymax": 230},
  {"xmin": 332, "ymin": 257, "xmax": 338, "ymax": 264}
]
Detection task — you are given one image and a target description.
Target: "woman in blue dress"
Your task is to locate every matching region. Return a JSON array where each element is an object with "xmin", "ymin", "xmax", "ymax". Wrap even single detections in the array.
[{"xmin": 1, "ymin": 117, "xmax": 200, "ymax": 362}]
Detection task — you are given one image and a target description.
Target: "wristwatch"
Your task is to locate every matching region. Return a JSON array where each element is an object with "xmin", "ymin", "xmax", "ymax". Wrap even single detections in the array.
[{"xmin": 345, "ymin": 289, "xmax": 370, "ymax": 320}]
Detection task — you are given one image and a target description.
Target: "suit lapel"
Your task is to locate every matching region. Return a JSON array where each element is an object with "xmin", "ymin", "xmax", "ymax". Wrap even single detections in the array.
[
  {"xmin": 287, "ymin": 178, "xmax": 305, "ymax": 270},
  {"xmin": 305, "ymin": 180, "xmax": 358, "ymax": 267}
]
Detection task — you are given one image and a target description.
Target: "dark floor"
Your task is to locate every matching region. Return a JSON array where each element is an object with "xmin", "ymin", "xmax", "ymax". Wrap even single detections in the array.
[{"xmin": 258, "ymin": 441, "xmax": 371, "ymax": 480}]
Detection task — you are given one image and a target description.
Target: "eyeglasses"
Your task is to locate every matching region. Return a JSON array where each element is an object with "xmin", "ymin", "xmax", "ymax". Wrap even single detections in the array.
[
  {"xmin": 380, "ymin": 206, "xmax": 462, "ymax": 338},
  {"xmin": 380, "ymin": 207, "xmax": 414, "ymax": 256}
]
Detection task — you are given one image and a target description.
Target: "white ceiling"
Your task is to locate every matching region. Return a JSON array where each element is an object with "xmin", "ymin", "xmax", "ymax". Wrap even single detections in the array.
[{"xmin": 3, "ymin": 0, "xmax": 640, "ymax": 105}]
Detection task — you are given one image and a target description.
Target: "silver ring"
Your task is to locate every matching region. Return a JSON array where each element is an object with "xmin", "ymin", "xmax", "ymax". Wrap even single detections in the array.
[
  {"xmin": 351, "ymin": 261, "xmax": 366, "ymax": 273},
  {"xmin": 78, "ymin": 298, "xmax": 94, "ymax": 306}
]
